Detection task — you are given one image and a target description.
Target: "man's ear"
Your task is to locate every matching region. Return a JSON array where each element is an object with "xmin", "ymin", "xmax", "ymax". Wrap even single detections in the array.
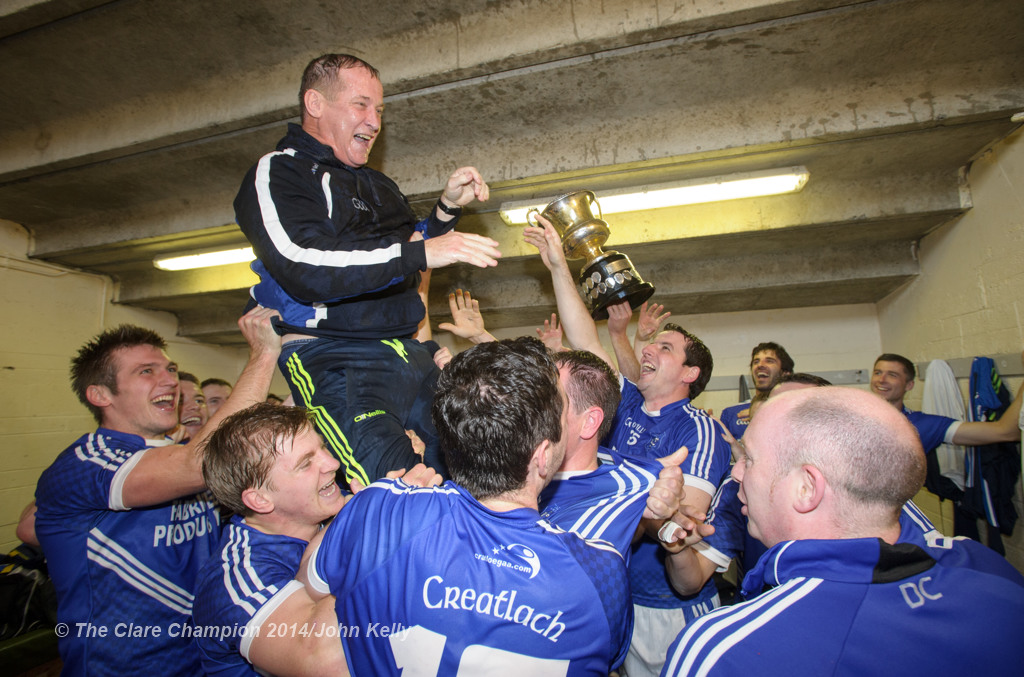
[
  {"xmin": 578, "ymin": 406, "xmax": 605, "ymax": 441},
  {"xmin": 905, "ymin": 379, "xmax": 915, "ymax": 393},
  {"xmin": 85, "ymin": 384, "xmax": 113, "ymax": 409},
  {"xmin": 303, "ymin": 89, "xmax": 325, "ymax": 120},
  {"xmin": 793, "ymin": 464, "xmax": 827, "ymax": 514},
  {"xmin": 531, "ymin": 439, "xmax": 553, "ymax": 482},
  {"xmin": 681, "ymin": 365, "xmax": 700, "ymax": 385},
  {"xmin": 241, "ymin": 488, "xmax": 274, "ymax": 516}
]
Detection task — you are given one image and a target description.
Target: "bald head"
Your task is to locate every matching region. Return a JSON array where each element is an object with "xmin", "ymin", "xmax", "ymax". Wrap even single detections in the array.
[{"xmin": 757, "ymin": 387, "xmax": 925, "ymax": 509}]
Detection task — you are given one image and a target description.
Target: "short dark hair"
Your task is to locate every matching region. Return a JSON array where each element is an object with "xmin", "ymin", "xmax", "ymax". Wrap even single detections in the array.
[
  {"xmin": 178, "ymin": 372, "xmax": 200, "ymax": 386},
  {"xmin": 201, "ymin": 377, "xmax": 232, "ymax": 389},
  {"xmin": 661, "ymin": 323, "xmax": 714, "ymax": 399},
  {"xmin": 202, "ymin": 403, "xmax": 317, "ymax": 516},
  {"xmin": 300, "ymin": 53, "xmax": 380, "ymax": 121},
  {"xmin": 751, "ymin": 342, "xmax": 795, "ymax": 374},
  {"xmin": 777, "ymin": 372, "xmax": 832, "ymax": 387},
  {"xmin": 553, "ymin": 350, "xmax": 621, "ymax": 440},
  {"xmin": 71, "ymin": 325, "xmax": 167, "ymax": 424},
  {"xmin": 874, "ymin": 354, "xmax": 916, "ymax": 381},
  {"xmin": 433, "ymin": 337, "xmax": 563, "ymax": 500}
]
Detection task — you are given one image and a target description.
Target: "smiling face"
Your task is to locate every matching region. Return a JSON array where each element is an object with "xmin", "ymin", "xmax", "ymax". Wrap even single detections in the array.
[
  {"xmin": 870, "ymin": 360, "xmax": 913, "ymax": 407},
  {"xmin": 751, "ymin": 349, "xmax": 787, "ymax": 394},
  {"xmin": 262, "ymin": 426, "xmax": 344, "ymax": 530},
  {"xmin": 178, "ymin": 380, "xmax": 209, "ymax": 438},
  {"xmin": 97, "ymin": 344, "xmax": 180, "ymax": 439},
  {"xmin": 202, "ymin": 383, "xmax": 231, "ymax": 416},
  {"xmin": 638, "ymin": 331, "xmax": 698, "ymax": 406},
  {"xmin": 305, "ymin": 65, "xmax": 384, "ymax": 168}
]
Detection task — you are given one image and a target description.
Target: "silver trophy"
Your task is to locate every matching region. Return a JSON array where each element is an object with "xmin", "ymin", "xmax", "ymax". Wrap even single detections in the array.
[{"xmin": 529, "ymin": 190, "xmax": 655, "ymax": 320}]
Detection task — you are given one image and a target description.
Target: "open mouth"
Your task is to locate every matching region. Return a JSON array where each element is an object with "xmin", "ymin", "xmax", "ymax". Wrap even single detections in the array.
[
  {"xmin": 181, "ymin": 416, "xmax": 202, "ymax": 426},
  {"xmin": 152, "ymin": 394, "xmax": 176, "ymax": 410},
  {"xmin": 319, "ymin": 480, "xmax": 338, "ymax": 498}
]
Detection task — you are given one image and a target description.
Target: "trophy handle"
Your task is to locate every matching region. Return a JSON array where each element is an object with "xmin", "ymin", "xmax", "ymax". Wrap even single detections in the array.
[
  {"xmin": 587, "ymin": 192, "xmax": 602, "ymax": 220},
  {"xmin": 526, "ymin": 207, "xmax": 541, "ymax": 226}
]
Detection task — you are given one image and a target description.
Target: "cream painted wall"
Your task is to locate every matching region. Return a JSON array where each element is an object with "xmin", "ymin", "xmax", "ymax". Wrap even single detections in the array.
[
  {"xmin": 435, "ymin": 301, "xmax": 882, "ymax": 417},
  {"xmin": 0, "ymin": 219, "xmax": 287, "ymax": 553},
  {"xmin": 879, "ymin": 130, "xmax": 1024, "ymax": 571}
]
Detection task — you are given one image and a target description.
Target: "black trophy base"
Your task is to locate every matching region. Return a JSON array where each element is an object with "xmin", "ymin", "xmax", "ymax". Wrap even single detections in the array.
[{"xmin": 578, "ymin": 251, "xmax": 656, "ymax": 321}]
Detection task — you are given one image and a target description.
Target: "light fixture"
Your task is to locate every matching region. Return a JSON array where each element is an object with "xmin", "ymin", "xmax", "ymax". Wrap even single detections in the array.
[
  {"xmin": 498, "ymin": 166, "xmax": 809, "ymax": 225},
  {"xmin": 154, "ymin": 246, "xmax": 256, "ymax": 271}
]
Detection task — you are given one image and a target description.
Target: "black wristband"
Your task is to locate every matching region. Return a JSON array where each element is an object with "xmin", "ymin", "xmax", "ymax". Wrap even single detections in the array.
[{"xmin": 436, "ymin": 198, "xmax": 462, "ymax": 216}]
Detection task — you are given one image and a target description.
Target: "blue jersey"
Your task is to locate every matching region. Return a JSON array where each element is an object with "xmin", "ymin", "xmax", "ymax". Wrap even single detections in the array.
[
  {"xmin": 696, "ymin": 477, "xmax": 940, "ymax": 583},
  {"xmin": 539, "ymin": 448, "xmax": 661, "ymax": 561},
  {"xmin": 694, "ymin": 476, "xmax": 763, "ymax": 579},
  {"xmin": 903, "ymin": 407, "xmax": 957, "ymax": 453},
  {"xmin": 605, "ymin": 379, "xmax": 731, "ymax": 610},
  {"xmin": 662, "ymin": 536, "xmax": 1024, "ymax": 676},
  {"xmin": 34, "ymin": 429, "xmax": 222, "ymax": 676},
  {"xmin": 308, "ymin": 479, "xmax": 632, "ymax": 676},
  {"xmin": 718, "ymin": 401, "xmax": 751, "ymax": 440},
  {"xmin": 192, "ymin": 516, "xmax": 309, "ymax": 676}
]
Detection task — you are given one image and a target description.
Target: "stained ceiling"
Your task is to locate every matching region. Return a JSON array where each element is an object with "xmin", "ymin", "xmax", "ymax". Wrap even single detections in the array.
[{"xmin": 1, "ymin": 0, "xmax": 1021, "ymax": 343}]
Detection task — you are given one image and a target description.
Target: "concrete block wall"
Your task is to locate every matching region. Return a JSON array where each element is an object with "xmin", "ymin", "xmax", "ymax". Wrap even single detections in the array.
[
  {"xmin": 879, "ymin": 130, "xmax": 1024, "ymax": 571},
  {"xmin": 0, "ymin": 220, "xmax": 287, "ymax": 553}
]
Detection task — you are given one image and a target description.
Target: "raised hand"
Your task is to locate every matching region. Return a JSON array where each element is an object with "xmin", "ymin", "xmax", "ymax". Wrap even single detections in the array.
[{"xmin": 536, "ymin": 313, "xmax": 566, "ymax": 352}]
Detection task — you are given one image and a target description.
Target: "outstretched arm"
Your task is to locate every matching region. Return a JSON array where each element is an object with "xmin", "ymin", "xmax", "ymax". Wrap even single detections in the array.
[
  {"xmin": 952, "ymin": 376, "xmax": 1024, "ymax": 445},
  {"xmin": 524, "ymin": 219, "xmax": 614, "ymax": 370},
  {"xmin": 421, "ymin": 166, "xmax": 502, "ymax": 269},
  {"xmin": 606, "ymin": 302, "xmax": 640, "ymax": 382}
]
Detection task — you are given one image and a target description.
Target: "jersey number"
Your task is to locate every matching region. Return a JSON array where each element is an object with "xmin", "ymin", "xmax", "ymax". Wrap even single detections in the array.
[{"xmin": 390, "ymin": 625, "xmax": 569, "ymax": 676}]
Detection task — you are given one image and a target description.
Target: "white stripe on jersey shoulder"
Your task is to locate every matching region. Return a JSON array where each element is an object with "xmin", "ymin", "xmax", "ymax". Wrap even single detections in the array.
[
  {"xmin": 75, "ymin": 433, "xmax": 134, "ymax": 472},
  {"xmin": 771, "ymin": 540, "xmax": 798, "ymax": 586},
  {"xmin": 255, "ymin": 150, "xmax": 401, "ymax": 269},
  {"xmin": 665, "ymin": 575, "xmax": 821, "ymax": 677},
  {"xmin": 221, "ymin": 524, "xmax": 277, "ymax": 617},
  {"xmin": 366, "ymin": 479, "xmax": 460, "ymax": 496},
  {"xmin": 569, "ymin": 462, "xmax": 654, "ymax": 540},
  {"xmin": 688, "ymin": 413, "xmax": 721, "ymax": 480},
  {"xmin": 900, "ymin": 500, "xmax": 936, "ymax": 534},
  {"xmin": 87, "ymin": 528, "xmax": 195, "ymax": 615},
  {"xmin": 537, "ymin": 520, "xmax": 623, "ymax": 559}
]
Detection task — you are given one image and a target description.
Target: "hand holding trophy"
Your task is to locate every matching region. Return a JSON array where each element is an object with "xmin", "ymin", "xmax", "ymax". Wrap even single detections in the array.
[{"xmin": 528, "ymin": 191, "xmax": 655, "ymax": 320}]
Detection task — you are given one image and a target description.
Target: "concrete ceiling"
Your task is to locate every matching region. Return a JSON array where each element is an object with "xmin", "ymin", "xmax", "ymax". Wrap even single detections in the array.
[{"xmin": 1, "ymin": 0, "xmax": 1022, "ymax": 344}]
